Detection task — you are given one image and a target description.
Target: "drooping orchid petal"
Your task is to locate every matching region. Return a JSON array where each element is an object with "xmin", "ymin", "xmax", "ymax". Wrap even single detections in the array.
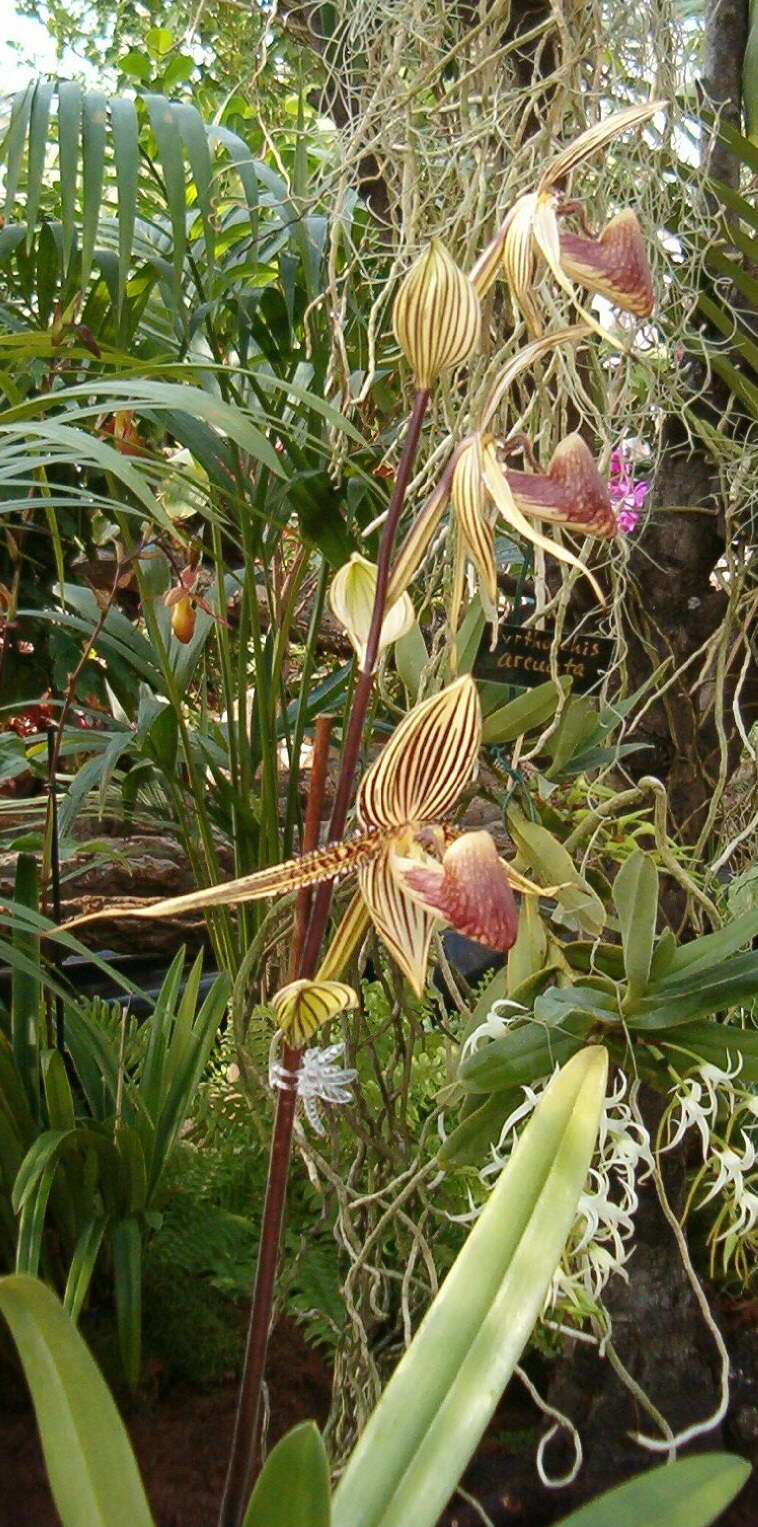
[
  {"xmin": 393, "ymin": 239, "xmax": 481, "ymax": 389},
  {"xmin": 451, "ymin": 436, "xmax": 498, "ymax": 626},
  {"xmin": 357, "ymin": 674, "xmax": 481, "ymax": 830},
  {"xmin": 505, "ymin": 434, "xmax": 617, "ymax": 538},
  {"xmin": 89, "ymin": 677, "xmax": 524, "ymax": 995},
  {"xmin": 393, "ymin": 831, "xmax": 519, "ymax": 953},
  {"xmin": 358, "ymin": 836, "xmax": 439, "ymax": 995},
  {"xmin": 558, "ymin": 210, "xmax": 654, "ymax": 318},
  {"xmin": 481, "ymin": 438, "xmax": 606, "ymax": 604},
  {"xmin": 272, "ymin": 978, "xmax": 357, "ymax": 1046},
  {"xmin": 330, "ymin": 553, "xmax": 414, "ymax": 670}
]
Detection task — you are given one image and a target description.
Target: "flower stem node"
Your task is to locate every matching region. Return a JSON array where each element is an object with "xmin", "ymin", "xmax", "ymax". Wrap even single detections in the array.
[{"xmin": 393, "ymin": 239, "xmax": 481, "ymax": 388}]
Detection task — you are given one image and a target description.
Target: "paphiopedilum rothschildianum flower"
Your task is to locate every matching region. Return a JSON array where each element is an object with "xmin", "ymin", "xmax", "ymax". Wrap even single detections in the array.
[
  {"xmin": 471, "ymin": 101, "xmax": 661, "ymax": 338},
  {"xmin": 121, "ymin": 676, "xmax": 530, "ymax": 995}
]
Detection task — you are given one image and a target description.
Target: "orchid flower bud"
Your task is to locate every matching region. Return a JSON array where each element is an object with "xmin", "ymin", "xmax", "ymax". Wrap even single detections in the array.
[
  {"xmin": 330, "ymin": 553, "xmax": 414, "ymax": 670},
  {"xmin": 169, "ymin": 593, "xmax": 196, "ymax": 644},
  {"xmin": 393, "ymin": 239, "xmax": 481, "ymax": 389}
]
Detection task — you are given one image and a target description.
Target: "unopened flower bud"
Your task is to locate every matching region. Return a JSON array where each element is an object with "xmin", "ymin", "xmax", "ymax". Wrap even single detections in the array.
[
  {"xmin": 170, "ymin": 593, "xmax": 196, "ymax": 643},
  {"xmin": 393, "ymin": 239, "xmax": 480, "ymax": 389}
]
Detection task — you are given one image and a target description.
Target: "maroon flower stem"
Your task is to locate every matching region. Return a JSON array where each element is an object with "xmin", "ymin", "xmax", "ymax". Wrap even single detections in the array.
[
  {"xmin": 217, "ymin": 387, "xmax": 429, "ymax": 1527},
  {"xmin": 298, "ymin": 386, "xmax": 430, "ymax": 981},
  {"xmin": 218, "ymin": 715, "xmax": 333, "ymax": 1527}
]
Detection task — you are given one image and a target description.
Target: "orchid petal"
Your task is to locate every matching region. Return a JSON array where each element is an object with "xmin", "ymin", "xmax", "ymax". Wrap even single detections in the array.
[
  {"xmin": 330, "ymin": 553, "xmax": 414, "ymax": 669},
  {"xmin": 386, "ymin": 468, "xmax": 454, "ymax": 607},
  {"xmin": 537, "ymin": 101, "xmax": 664, "ymax": 191},
  {"xmin": 507, "ymin": 433, "xmax": 617, "ymax": 538},
  {"xmin": 393, "ymin": 831, "xmax": 518, "ymax": 952},
  {"xmin": 357, "ymin": 675, "xmax": 481, "ymax": 830},
  {"xmin": 358, "ymin": 841, "xmax": 438, "ymax": 996},
  {"xmin": 559, "ymin": 210, "xmax": 654, "ymax": 318},
  {"xmin": 272, "ymin": 978, "xmax": 357, "ymax": 1046},
  {"xmin": 451, "ymin": 436, "xmax": 498, "ymax": 624},
  {"xmin": 479, "ymin": 326, "xmax": 589, "ymax": 432},
  {"xmin": 501, "ymin": 193, "xmax": 543, "ymax": 333},
  {"xmin": 124, "ymin": 831, "xmax": 385, "ymax": 919},
  {"xmin": 530, "ymin": 196, "xmax": 626, "ymax": 350},
  {"xmin": 482, "ymin": 441, "xmax": 606, "ymax": 606}
]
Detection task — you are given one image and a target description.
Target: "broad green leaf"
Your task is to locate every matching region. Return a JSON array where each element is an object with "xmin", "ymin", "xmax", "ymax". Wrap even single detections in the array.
[
  {"xmin": 242, "ymin": 1421, "xmax": 331, "ymax": 1527},
  {"xmin": 482, "ymin": 676, "xmax": 571, "ymax": 743},
  {"xmin": 506, "ymin": 896, "xmax": 548, "ymax": 995},
  {"xmin": 0, "ymin": 1274, "xmax": 155, "ymax": 1526},
  {"xmin": 668, "ymin": 905, "xmax": 758, "ymax": 973},
  {"xmin": 613, "ymin": 851, "xmax": 658, "ymax": 1000},
  {"xmin": 173, "ymin": 101, "xmax": 215, "ymax": 273},
  {"xmin": 439, "ymin": 1088, "xmax": 524, "ymax": 1168},
  {"xmin": 394, "ymin": 619, "xmax": 428, "ymax": 700},
  {"xmin": 332, "ymin": 1048, "xmax": 608, "ymax": 1527},
  {"xmin": 42, "ymin": 1050, "xmax": 76, "ymax": 1133},
  {"xmin": 630, "ymin": 951, "xmax": 758, "ymax": 1030},
  {"xmin": 660, "ymin": 1018, "xmax": 758, "ymax": 1083},
  {"xmin": 507, "ymin": 807, "xmax": 605, "ymax": 936},
  {"xmin": 553, "ymin": 1453, "xmax": 750, "ymax": 1527}
]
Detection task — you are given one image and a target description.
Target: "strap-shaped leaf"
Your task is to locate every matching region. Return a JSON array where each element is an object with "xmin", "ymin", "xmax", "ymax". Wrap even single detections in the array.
[
  {"xmin": 110, "ymin": 95, "xmax": 139, "ymax": 311},
  {"xmin": 144, "ymin": 95, "xmax": 186, "ymax": 303},
  {"xmin": 613, "ymin": 850, "xmax": 658, "ymax": 1000},
  {"xmin": 1, "ymin": 81, "xmax": 34, "ymax": 213},
  {"xmin": 57, "ymin": 80, "xmax": 82, "ymax": 268},
  {"xmin": 332, "ymin": 1048, "xmax": 608, "ymax": 1527},
  {"xmin": 112, "ymin": 1217, "xmax": 142, "ymax": 1391},
  {"xmin": 553, "ymin": 1453, "xmax": 750, "ymax": 1527},
  {"xmin": 174, "ymin": 101, "xmax": 215, "ymax": 274},
  {"xmin": 357, "ymin": 675, "xmax": 481, "ymax": 829},
  {"xmin": 81, "ymin": 90, "xmax": 108, "ymax": 292},
  {"xmin": 242, "ymin": 1421, "xmax": 331, "ymax": 1527},
  {"xmin": 0, "ymin": 1274, "xmax": 155, "ymax": 1527},
  {"xmin": 26, "ymin": 80, "xmax": 54, "ymax": 245}
]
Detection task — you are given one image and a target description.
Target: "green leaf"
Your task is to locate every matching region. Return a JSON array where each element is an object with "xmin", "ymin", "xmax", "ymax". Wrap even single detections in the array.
[
  {"xmin": 11, "ymin": 853, "xmax": 40, "ymax": 1105},
  {"xmin": 111, "ymin": 96, "xmax": 139, "ymax": 312},
  {"xmin": 660, "ymin": 1019, "xmax": 758, "ymax": 1084},
  {"xmin": 668, "ymin": 905, "xmax": 758, "ymax": 973},
  {"xmin": 394, "ymin": 620, "xmax": 428, "ymax": 700},
  {"xmin": 112, "ymin": 1218, "xmax": 142, "ymax": 1390},
  {"xmin": 458, "ymin": 1016, "xmax": 593, "ymax": 1095},
  {"xmin": 613, "ymin": 851, "xmax": 658, "ymax": 1001},
  {"xmin": 64, "ymin": 1220, "xmax": 107, "ymax": 1322},
  {"xmin": 332, "ymin": 1048, "xmax": 608, "ymax": 1527},
  {"xmin": 438, "ymin": 1089, "xmax": 524, "ymax": 1168},
  {"xmin": 507, "ymin": 807, "xmax": 605, "ymax": 937},
  {"xmin": 482, "ymin": 677, "xmax": 571, "ymax": 744},
  {"xmin": 26, "ymin": 80, "xmax": 54, "ymax": 242},
  {"xmin": 0, "ymin": 1274, "xmax": 155, "ymax": 1526},
  {"xmin": 81, "ymin": 91, "xmax": 108, "ymax": 292},
  {"xmin": 144, "ymin": 96, "xmax": 186, "ymax": 302},
  {"xmin": 630, "ymin": 951, "xmax": 758, "ymax": 1030},
  {"xmin": 242, "ymin": 1422, "xmax": 331, "ymax": 1527},
  {"xmin": 553, "ymin": 1453, "xmax": 750, "ymax": 1527}
]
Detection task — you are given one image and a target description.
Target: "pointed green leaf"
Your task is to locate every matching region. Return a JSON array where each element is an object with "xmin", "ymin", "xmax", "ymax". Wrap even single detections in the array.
[
  {"xmin": 26, "ymin": 80, "xmax": 54, "ymax": 242},
  {"xmin": 57, "ymin": 81, "xmax": 82, "ymax": 268},
  {"xmin": 111, "ymin": 95, "xmax": 139, "ymax": 310},
  {"xmin": 553, "ymin": 1453, "xmax": 750, "ymax": 1527},
  {"xmin": 242, "ymin": 1422, "xmax": 331, "ymax": 1527},
  {"xmin": 144, "ymin": 95, "xmax": 186, "ymax": 302},
  {"xmin": 81, "ymin": 91, "xmax": 108, "ymax": 291},
  {"xmin": 613, "ymin": 851, "xmax": 658, "ymax": 1000},
  {"xmin": 112, "ymin": 1217, "xmax": 142, "ymax": 1390},
  {"xmin": 1, "ymin": 83, "xmax": 35, "ymax": 213},
  {"xmin": 332, "ymin": 1048, "xmax": 608, "ymax": 1527},
  {"xmin": 0, "ymin": 1274, "xmax": 155, "ymax": 1526},
  {"xmin": 482, "ymin": 677, "xmax": 571, "ymax": 743}
]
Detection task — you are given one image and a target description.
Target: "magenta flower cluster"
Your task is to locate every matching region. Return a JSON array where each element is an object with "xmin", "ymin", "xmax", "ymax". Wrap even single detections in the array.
[{"xmin": 609, "ymin": 447, "xmax": 649, "ymax": 534}]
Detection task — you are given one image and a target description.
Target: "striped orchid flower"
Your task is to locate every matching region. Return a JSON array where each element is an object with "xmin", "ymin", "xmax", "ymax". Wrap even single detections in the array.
[
  {"xmin": 471, "ymin": 101, "xmax": 661, "ymax": 337},
  {"xmin": 123, "ymin": 677, "xmax": 520, "ymax": 995}
]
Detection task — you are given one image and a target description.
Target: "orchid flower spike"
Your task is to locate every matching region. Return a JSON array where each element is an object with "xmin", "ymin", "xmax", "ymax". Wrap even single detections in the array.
[
  {"xmin": 471, "ymin": 102, "xmax": 661, "ymax": 337},
  {"xmin": 112, "ymin": 677, "xmax": 525, "ymax": 995}
]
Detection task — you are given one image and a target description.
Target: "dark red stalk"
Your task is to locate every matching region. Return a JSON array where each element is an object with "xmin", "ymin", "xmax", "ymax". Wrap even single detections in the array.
[
  {"xmin": 218, "ymin": 715, "xmax": 333, "ymax": 1527},
  {"xmin": 217, "ymin": 388, "xmax": 429, "ymax": 1527}
]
